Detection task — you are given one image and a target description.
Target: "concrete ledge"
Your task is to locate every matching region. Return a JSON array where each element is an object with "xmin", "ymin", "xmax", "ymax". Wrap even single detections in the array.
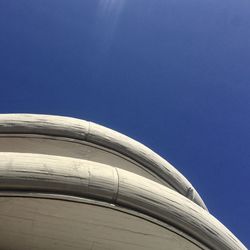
[
  {"xmin": 0, "ymin": 152, "xmax": 246, "ymax": 250},
  {"xmin": 0, "ymin": 113, "xmax": 206, "ymax": 209}
]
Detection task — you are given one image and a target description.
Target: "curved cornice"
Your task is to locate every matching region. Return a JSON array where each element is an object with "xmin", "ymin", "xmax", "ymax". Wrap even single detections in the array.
[
  {"xmin": 0, "ymin": 152, "xmax": 245, "ymax": 250},
  {"xmin": 0, "ymin": 113, "xmax": 207, "ymax": 209}
]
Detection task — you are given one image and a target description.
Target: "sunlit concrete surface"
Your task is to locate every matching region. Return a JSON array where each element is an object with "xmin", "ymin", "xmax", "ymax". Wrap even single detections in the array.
[{"xmin": 0, "ymin": 114, "xmax": 246, "ymax": 250}]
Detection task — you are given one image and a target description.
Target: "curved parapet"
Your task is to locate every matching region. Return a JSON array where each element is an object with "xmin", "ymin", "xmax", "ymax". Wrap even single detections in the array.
[
  {"xmin": 0, "ymin": 113, "xmax": 206, "ymax": 209},
  {"xmin": 0, "ymin": 114, "xmax": 246, "ymax": 250},
  {"xmin": 0, "ymin": 152, "xmax": 246, "ymax": 250}
]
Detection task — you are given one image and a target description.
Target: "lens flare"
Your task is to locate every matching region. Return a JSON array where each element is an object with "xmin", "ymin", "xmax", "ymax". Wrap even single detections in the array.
[{"xmin": 96, "ymin": 0, "xmax": 125, "ymax": 51}]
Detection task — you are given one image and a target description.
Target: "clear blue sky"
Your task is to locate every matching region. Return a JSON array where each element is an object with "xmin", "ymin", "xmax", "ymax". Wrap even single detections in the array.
[{"xmin": 0, "ymin": 0, "xmax": 249, "ymax": 247}]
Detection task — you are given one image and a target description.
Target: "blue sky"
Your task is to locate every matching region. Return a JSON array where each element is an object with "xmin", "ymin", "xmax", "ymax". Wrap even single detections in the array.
[{"xmin": 0, "ymin": 0, "xmax": 249, "ymax": 247}]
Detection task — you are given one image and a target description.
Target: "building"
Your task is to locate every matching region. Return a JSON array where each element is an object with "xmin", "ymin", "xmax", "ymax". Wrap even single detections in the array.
[{"xmin": 0, "ymin": 114, "xmax": 246, "ymax": 249}]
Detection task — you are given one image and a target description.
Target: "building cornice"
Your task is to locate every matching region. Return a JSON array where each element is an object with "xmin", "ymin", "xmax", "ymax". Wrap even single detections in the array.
[
  {"xmin": 0, "ymin": 113, "xmax": 206, "ymax": 209},
  {"xmin": 0, "ymin": 152, "xmax": 246, "ymax": 250}
]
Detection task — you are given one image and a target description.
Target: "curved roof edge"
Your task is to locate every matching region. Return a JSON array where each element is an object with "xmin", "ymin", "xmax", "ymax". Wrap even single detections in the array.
[
  {"xmin": 0, "ymin": 152, "xmax": 246, "ymax": 250},
  {"xmin": 0, "ymin": 113, "xmax": 207, "ymax": 210}
]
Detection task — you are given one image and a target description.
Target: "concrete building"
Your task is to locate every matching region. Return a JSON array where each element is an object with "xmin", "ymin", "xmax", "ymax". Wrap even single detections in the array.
[{"xmin": 0, "ymin": 114, "xmax": 246, "ymax": 249}]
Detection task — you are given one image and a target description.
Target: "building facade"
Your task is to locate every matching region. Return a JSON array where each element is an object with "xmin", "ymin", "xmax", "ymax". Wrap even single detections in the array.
[{"xmin": 0, "ymin": 114, "xmax": 246, "ymax": 249}]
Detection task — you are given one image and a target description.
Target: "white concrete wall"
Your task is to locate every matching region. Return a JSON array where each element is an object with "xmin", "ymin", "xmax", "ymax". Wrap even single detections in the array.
[{"xmin": 0, "ymin": 114, "xmax": 246, "ymax": 250}]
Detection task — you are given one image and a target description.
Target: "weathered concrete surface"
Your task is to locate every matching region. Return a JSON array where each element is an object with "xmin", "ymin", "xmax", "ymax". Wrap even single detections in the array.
[
  {"xmin": 0, "ymin": 114, "xmax": 246, "ymax": 250},
  {"xmin": 0, "ymin": 152, "xmax": 246, "ymax": 250},
  {"xmin": 0, "ymin": 135, "xmax": 168, "ymax": 186},
  {"xmin": 0, "ymin": 114, "xmax": 206, "ymax": 209}
]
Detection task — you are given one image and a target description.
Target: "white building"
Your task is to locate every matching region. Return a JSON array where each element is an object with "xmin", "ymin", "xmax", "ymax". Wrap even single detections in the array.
[{"xmin": 0, "ymin": 114, "xmax": 246, "ymax": 249}]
